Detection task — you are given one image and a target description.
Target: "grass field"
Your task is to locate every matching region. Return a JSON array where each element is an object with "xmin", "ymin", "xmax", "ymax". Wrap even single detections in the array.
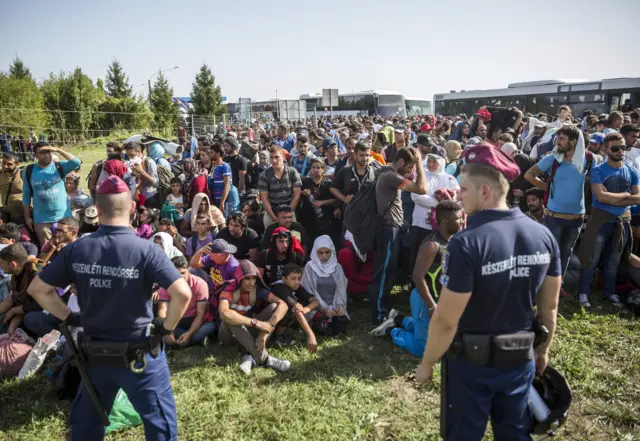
[{"xmin": 0, "ymin": 147, "xmax": 639, "ymax": 440}]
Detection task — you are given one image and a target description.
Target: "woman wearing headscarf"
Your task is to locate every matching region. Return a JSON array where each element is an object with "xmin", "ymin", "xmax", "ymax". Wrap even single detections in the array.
[
  {"xmin": 181, "ymin": 158, "xmax": 208, "ymax": 207},
  {"xmin": 152, "ymin": 232, "xmax": 184, "ymax": 259},
  {"xmin": 179, "ymin": 192, "xmax": 226, "ymax": 238},
  {"xmin": 148, "ymin": 142, "xmax": 172, "ymax": 170},
  {"xmin": 97, "ymin": 159, "xmax": 137, "ymax": 199},
  {"xmin": 444, "ymin": 141, "xmax": 462, "ymax": 176},
  {"xmin": 301, "ymin": 235, "xmax": 349, "ymax": 335}
]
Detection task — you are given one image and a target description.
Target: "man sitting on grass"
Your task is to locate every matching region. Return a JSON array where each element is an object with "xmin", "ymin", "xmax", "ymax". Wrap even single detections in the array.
[
  {"xmin": 0, "ymin": 244, "xmax": 41, "ymax": 335},
  {"xmin": 218, "ymin": 260, "xmax": 290, "ymax": 375},
  {"xmin": 157, "ymin": 255, "xmax": 217, "ymax": 347},
  {"xmin": 269, "ymin": 263, "xmax": 319, "ymax": 353}
]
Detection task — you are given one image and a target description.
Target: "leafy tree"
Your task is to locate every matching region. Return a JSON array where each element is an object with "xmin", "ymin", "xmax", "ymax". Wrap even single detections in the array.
[
  {"xmin": 9, "ymin": 57, "xmax": 32, "ymax": 81},
  {"xmin": 190, "ymin": 64, "xmax": 225, "ymax": 117},
  {"xmin": 104, "ymin": 60, "xmax": 132, "ymax": 99},
  {"xmin": 149, "ymin": 72, "xmax": 180, "ymax": 134},
  {"xmin": 96, "ymin": 96, "xmax": 153, "ymax": 133},
  {"xmin": 0, "ymin": 74, "xmax": 49, "ymax": 135}
]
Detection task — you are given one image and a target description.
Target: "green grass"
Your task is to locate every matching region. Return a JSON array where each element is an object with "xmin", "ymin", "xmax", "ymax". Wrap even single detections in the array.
[
  {"xmin": 0, "ymin": 290, "xmax": 638, "ymax": 441},
  {"xmin": 1, "ymin": 148, "xmax": 639, "ymax": 440}
]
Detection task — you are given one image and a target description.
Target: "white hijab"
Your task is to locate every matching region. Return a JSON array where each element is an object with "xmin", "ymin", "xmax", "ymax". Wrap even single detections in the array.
[
  {"xmin": 152, "ymin": 232, "xmax": 183, "ymax": 259},
  {"xmin": 344, "ymin": 230, "xmax": 366, "ymax": 262},
  {"xmin": 308, "ymin": 235, "xmax": 338, "ymax": 278}
]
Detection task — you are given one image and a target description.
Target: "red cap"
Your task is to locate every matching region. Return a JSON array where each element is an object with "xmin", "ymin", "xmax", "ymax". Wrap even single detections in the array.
[
  {"xmin": 462, "ymin": 143, "xmax": 520, "ymax": 182},
  {"xmin": 420, "ymin": 123, "xmax": 432, "ymax": 132},
  {"xmin": 96, "ymin": 175, "xmax": 129, "ymax": 195}
]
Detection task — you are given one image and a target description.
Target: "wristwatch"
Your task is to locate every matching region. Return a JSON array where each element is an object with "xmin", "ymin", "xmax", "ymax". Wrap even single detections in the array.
[{"xmin": 250, "ymin": 318, "xmax": 258, "ymax": 327}]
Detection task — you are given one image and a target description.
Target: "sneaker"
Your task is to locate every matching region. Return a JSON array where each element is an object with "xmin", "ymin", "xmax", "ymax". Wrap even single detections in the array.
[
  {"xmin": 370, "ymin": 317, "xmax": 396, "ymax": 337},
  {"xmin": 265, "ymin": 355, "xmax": 291, "ymax": 372},
  {"xmin": 387, "ymin": 309, "xmax": 399, "ymax": 320},
  {"xmin": 239, "ymin": 354, "xmax": 255, "ymax": 375},
  {"xmin": 607, "ymin": 294, "xmax": 624, "ymax": 308},
  {"xmin": 578, "ymin": 294, "xmax": 591, "ymax": 308},
  {"xmin": 274, "ymin": 333, "xmax": 292, "ymax": 346}
]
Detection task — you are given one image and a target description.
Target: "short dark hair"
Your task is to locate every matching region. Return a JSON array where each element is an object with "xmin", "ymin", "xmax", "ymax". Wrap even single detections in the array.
[
  {"xmin": 0, "ymin": 222, "xmax": 21, "ymax": 242},
  {"xmin": 620, "ymin": 124, "xmax": 640, "ymax": 136},
  {"xmin": 169, "ymin": 177, "xmax": 182, "ymax": 186},
  {"xmin": 296, "ymin": 134, "xmax": 309, "ymax": 144},
  {"xmin": 631, "ymin": 111, "xmax": 639, "ymax": 120},
  {"xmin": 268, "ymin": 145, "xmax": 284, "ymax": 156},
  {"xmin": 394, "ymin": 146, "xmax": 421, "ymax": 166},
  {"xmin": 210, "ymin": 142, "xmax": 224, "ymax": 156},
  {"xmin": 158, "ymin": 218, "xmax": 173, "ymax": 227},
  {"xmin": 555, "ymin": 125, "xmax": 581, "ymax": 142},
  {"xmin": 0, "ymin": 243, "xmax": 28, "ymax": 266},
  {"xmin": 435, "ymin": 200, "xmax": 461, "ymax": 224},
  {"xmin": 604, "ymin": 132, "xmax": 624, "ymax": 148},
  {"xmin": 106, "ymin": 142, "xmax": 122, "ymax": 152},
  {"xmin": 242, "ymin": 200, "xmax": 260, "ymax": 214},
  {"xmin": 171, "ymin": 255, "xmax": 188, "ymax": 269},
  {"xmin": 525, "ymin": 187, "xmax": 545, "ymax": 200},
  {"xmin": 58, "ymin": 217, "xmax": 79, "ymax": 232},
  {"xmin": 33, "ymin": 141, "xmax": 49, "ymax": 154},
  {"xmin": 608, "ymin": 111, "xmax": 623, "ymax": 125},
  {"xmin": 355, "ymin": 141, "xmax": 371, "ymax": 153},
  {"xmin": 3, "ymin": 152, "xmax": 20, "ymax": 163},
  {"xmin": 228, "ymin": 212, "xmax": 247, "ymax": 228},
  {"xmin": 124, "ymin": 141, "xmax": 143, "ymax": 152},
  {"xmin": 282, "ymin": 263, "xmax": 303, "ymax": 278},
  {"xmin": 276, "ymin": 205, "xmax": 293, "ymax": 214}
]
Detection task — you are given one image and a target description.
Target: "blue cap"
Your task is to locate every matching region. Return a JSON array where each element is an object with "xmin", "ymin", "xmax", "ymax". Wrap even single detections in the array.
[
  {"xmin": 322, "ymin": 138, "xmax": 337, "ymax": 149},
  {"xmin": 590, "ymin": 132, "xmax": 605, "ymax": 144}
]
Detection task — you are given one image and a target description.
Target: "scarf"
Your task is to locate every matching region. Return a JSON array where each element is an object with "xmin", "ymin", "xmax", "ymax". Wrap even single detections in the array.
[
  {"xmin": 103, "ymin": 159, "xmax": 127, "ymax": 178},
  {"xmin": 551, "ymin": 127, "xmax": 587, "ymax": 173},
  {"xmin": 301, "ymin": 254, "xmax": 349, "ymax": 318},
  {"xmin": 190, "ymin": 193, "xmax": 214, "ymax": 231},
  {"xmin": 344, "ymin": 231, "xmax": 366, "ymax": 262},
  {"xmin": 266, "ymin": 227, "xmax": 304, "ymax": 283},
  {"xmin": 152, "ymin": 232, "xmax": 183, "ymax": 259},
  {"xmin": 308, "ymin": 235, "xmax": 338, "ymax": 278}
]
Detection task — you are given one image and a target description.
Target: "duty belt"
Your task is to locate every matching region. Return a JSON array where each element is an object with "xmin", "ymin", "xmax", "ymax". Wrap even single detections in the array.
[
  {"xmin": 79, "ymin": 333, "xmax": 162, "ymax": 373},
  {"xmin": 448, "ymin": 331, "xmax": 535, "ymax": 368}
]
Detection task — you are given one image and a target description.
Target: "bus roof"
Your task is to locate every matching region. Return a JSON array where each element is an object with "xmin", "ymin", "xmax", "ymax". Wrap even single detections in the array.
[{"xmin": 299, "ymin": 89, "xmax": 403, "ymax": 99}]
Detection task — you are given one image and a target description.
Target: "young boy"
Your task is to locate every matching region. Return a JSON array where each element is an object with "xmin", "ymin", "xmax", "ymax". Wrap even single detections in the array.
[
  {"xmin": 0, "ymin": 244, "xmax": 42, "ymax": 335},
  {"xmin": 269, "ymin": 263, "xmax": 319, "ymax": 353},
  {"xmin": 166, "ymin": 177, "xmax": 185, "ymax": 215},
  {"xmin": 185, "ymin": 214, "xmax": 215, "ymax": 258}
]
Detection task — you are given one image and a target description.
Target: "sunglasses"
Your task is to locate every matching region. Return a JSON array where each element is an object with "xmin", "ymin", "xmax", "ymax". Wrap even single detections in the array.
[{"xmin": 609, "ymin": 146, "xmax": 629, "ymax": 152}]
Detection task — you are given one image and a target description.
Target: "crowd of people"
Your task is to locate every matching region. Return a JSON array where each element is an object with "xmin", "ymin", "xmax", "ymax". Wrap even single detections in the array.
[{"xmin": 0, "ymin": 102, "xmax": 639, "ymax": 439}]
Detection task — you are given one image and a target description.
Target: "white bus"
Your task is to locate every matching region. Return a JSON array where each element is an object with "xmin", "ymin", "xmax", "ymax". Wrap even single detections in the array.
[
  {"xmin": 433, "ymin": 78, "xmax": 640, "ymax": 117},
  {"xmin": 404, "ymin": 96, "xmax": 432, "ymax": 116},
  {"xmin": 300, "ymin": 89, "xmax": 408, "ymax": 118}
]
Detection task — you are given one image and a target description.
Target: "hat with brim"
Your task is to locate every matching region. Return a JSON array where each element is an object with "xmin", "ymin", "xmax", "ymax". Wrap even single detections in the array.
[
  {"xmin": 84, "ymin": 205, "xmax": 99, "ymax": 225},
  {"xmin": 211, "ymin": 238, "xmax": 237, "ymax": 254}
]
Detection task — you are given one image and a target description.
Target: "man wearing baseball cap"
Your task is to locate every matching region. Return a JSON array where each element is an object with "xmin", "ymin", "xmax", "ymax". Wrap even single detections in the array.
[
  {"xmin": 189, "ymin": 238, "xmax": 240, "ymax": 294},
  {"xmin": 27, "ymin": 175, "xmax": 193, "ymax": 440},
  {"xmin": 415, "ymin": 144, "xmax": 562, "ymax": 440}
]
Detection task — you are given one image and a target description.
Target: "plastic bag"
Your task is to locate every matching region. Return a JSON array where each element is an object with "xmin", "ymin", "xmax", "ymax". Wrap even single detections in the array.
[{"xmin": 106, "ymin": 389, "xmax": 142, "ymax": 433}]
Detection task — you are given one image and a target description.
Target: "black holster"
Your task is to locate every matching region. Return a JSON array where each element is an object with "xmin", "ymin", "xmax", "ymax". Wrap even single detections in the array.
[
  {"xmin": 80, "ymin": 334, "xmax": 161, "ymax": 368},
  {"xmin": 452, "ymin": 331, "xmax": 535, "ymax": 368}
]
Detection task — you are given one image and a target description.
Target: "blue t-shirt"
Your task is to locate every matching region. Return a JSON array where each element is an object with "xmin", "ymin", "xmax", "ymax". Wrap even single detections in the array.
[
  {"xmin": 209, "ymin": 163, "xmax": 232, "ymax": 204},
  {"xmin": 440, "ymin": 209, "xmax": 561, "ymax": 335},
  {"xmin": 38, "ymin": 225, "xmax": 181, "ymax": 341},
  {"xmin": 591, "ymin": 162, "xmax": 640, "ymax": 217},
  {"xmin": 274, "ymin": 136, "xmax": 295, "ymax": 152},
  {"xmin": 537, "ymin": 154, "xmax": 587, "ymax": 215},
  {"xmin": 22, "ymin": 158, "xmax": 82, "ymax": 223}
]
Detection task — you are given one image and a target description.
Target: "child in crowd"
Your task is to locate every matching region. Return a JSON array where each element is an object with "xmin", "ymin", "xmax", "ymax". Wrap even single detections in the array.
[
  {"xmin": 0, "ymin": 244, "xmax": 41, "ymax": 336},
  {"xmin": 301, "ymin": 235, "xmax": 349, "ymax": 335},
  {"xmin": 270, "ymin": 263, "xmax": 320, "ymax": 352},
  {"xmin": 136, "ymin": 206, "xmax": 157, "ymax": 239},
  {"xmin": 166, "ymin": 177, "xmax": 185, "ymax": 216},
  {"xmin": 185, "ymin": 214, "xmax": 216, "ymax": 258}
]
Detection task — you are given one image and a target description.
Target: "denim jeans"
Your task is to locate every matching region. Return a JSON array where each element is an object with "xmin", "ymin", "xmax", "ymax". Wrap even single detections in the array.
[
  {"xmin": 22, "ymin": 311, "xmax": 62, "ymax": 337},
  {"xmin": 579, "ymin": 222, "xmax": 629, "ymax": 297},
  {"xmin": 544, "ymin": 216, "xmax": 583, "ymax": 278},
  {"xmin": 173, "ymin": 320, "xmax": 218, "ymax": 346}
]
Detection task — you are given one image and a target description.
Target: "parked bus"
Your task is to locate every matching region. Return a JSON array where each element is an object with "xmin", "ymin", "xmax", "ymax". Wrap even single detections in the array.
[
  {"xmin": 433, "ymin": 78, "xmax": 640, "ymax": 117},
  {"xmin": 405, "ymin": 97, "xmax": 432, "ymax": 116},
  {"xmin": 300, "ymin": 89, "xmax": 407, "ymax": 118}
]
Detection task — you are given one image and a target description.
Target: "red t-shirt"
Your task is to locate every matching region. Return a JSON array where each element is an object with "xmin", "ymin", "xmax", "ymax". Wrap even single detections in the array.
[{"xmin": 158, "ymin": 274, "xmax": 208, "ymax": 318}]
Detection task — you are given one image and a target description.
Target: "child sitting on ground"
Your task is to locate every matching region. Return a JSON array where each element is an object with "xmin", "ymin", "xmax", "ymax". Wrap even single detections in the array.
[
  {"xmin": 166, "ymin": 177, "xmax": 185, "ymax": 216},
  {"xmin": 135, "ymin": 206, "xmax": 157, "ymax": 239},
  {"xmin": 270, "ymin": 263, "xmax": 319, "ymax": 353}
]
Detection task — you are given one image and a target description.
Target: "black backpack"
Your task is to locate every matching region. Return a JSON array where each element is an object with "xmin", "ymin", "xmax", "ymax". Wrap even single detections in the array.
[
  {"xmin": 25, "ymin": 162, "xmax": 65, "ymax": 196},
  {"xmin": 343, "ymin": 170, "xmax": 394, "ymax": 255}
]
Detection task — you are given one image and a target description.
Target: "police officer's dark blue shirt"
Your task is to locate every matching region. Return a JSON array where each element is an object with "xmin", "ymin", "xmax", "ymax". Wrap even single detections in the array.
[
  {"xmin": 39, "ymin": 225, "xmax": 181, "ymax": 341},
  {"xmin": 440, "ymin": 209, "xmax": 561, "ymax": 335}
]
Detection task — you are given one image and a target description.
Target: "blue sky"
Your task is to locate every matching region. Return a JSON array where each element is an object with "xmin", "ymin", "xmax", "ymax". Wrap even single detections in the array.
[{"xmin": 3, "ymin": 0, "xmax": 639, "ymax": 103}]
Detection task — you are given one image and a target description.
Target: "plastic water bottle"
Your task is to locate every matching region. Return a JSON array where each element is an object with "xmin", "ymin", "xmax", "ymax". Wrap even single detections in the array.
[
  {"xmin": 307, "ymin": 195, "xmax": 324, "ymax": 218},
  {"xmin": 528, "ymin": 387, "xmax": 551, "ymax": 422}
]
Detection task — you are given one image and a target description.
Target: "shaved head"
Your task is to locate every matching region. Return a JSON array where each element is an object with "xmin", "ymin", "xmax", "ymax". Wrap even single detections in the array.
[{"xmin": 96, "ymin": 192, "xmax": 135, "ymax": 220}]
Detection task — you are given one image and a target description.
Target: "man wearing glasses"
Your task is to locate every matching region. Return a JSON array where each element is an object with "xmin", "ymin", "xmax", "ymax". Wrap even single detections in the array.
[{"xmin": 577, "ymin": 132, "xmax": 640, "ymax": 308}]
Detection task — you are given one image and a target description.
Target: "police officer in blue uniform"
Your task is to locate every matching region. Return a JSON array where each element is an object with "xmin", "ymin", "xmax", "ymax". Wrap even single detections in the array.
[
  {"xmin": 415, "ymin": 144, "xmax": 562, "ymax": 441},
  {"xmin": 27, "ymin": 175, "xmax": 192, "ymax": 441}
]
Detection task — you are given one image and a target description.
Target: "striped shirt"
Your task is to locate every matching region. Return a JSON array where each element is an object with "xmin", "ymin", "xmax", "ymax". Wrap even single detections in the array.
[{"xmin": 257, "ymin": 165, "xmax": 302, "ymax": 208}]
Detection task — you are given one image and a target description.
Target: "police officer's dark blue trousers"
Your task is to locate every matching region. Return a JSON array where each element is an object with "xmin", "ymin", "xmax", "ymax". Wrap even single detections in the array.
[
  {"xmin": 443, "ymin": 357, "xmax": 534, "ymax": 441},
  {"xmin": 368, "ymin": 224, "xmax": 400, "ymax": 324},
  {"xmin": 70, "ymin": 350, "xmax": 177, "ymax": 441}
]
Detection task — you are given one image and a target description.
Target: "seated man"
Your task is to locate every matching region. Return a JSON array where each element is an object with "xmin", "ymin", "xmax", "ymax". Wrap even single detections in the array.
[
  {"xmin": 269, "ymin": 263, "xmax": 319, "ymax": 352},
  {"xmin": 256, "ymin": 228, "xmax": 305, "ymax": 286},
  {"xmin": 189, "ymin": 238, "xmax": 239, "ymax": 294},
  {"xmin": 0, "ymin": 244, "xmax": 43, "ymax": 336},
  {"xmin": 185, "ymin": 214, "xmax": 215, "ymax": 258},
  {"xmin": 260, "ymin": 205, "xmax": 311, "ymax": 254},
  {"xmin": 337, "ymin": 230, "xmax": 373, "ymax": 299},
  {"xmin": 370, "ymin": 201, "xmax": 462, "ymax": 357},
  {"xmin": 38, "ymin": 217, "xmax": 79, "ymax": 264},
  {"xmin": 157, "ymin": 256, "xmax": 216, "ymax": 347},
  {"xmin": 218, "ymin": 260, "xmax": 290, "ymax": 375},
  {"xmin": 0, "ymin": 222, "xmax": 38, "ymax": 257},
  {"xmin": 215, "ymin": 212, "xmax": 260, "ymax": 262}
]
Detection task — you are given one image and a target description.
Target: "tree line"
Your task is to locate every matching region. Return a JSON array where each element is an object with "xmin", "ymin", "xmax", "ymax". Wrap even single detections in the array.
[{"xmin": 0, "ymin": 57, "xmax": 226, "ymax": 143}]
